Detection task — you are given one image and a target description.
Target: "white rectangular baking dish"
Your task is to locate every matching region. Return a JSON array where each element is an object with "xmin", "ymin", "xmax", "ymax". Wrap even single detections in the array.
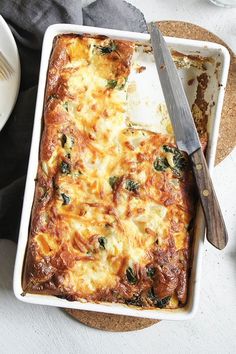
[{"xmin": 13, "ymin": 24, "xmax": 230, "ymax": 320}]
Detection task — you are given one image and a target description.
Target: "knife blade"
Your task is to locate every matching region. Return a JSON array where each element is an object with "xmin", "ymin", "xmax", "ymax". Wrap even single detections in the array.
[{"xmin": 150, "ymin": 23, "xmax": 228, "ymax": 250}]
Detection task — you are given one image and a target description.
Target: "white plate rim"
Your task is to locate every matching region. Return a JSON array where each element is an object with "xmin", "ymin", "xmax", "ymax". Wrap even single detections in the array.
[{"xmin": 0, "ymin": 14, "xmax": 21, "ymax": 131}]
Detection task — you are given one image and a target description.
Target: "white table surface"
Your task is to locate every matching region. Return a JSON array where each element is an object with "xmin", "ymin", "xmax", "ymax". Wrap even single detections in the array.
[{"xmin": 0, "ymin": 1, "xmax": 236, "ymax": 353}]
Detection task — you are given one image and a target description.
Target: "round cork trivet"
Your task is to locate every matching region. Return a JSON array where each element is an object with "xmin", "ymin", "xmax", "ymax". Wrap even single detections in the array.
[
  {"xmin": 64, "ymin": 309, "xmax": 159, "ymax": 332},
  {"xmin": 63, "ymin": 21, "xmax": 236, "ymax": 332}
]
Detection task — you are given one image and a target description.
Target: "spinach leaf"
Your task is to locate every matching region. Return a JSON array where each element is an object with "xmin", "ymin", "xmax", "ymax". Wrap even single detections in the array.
[
  {"xmin": 47, "ymin": 93, "xmax": 59, "ymax": 102},
  {"xmin": 106, "ymin": 80, "xmax": 117, "ymax": 89},
  {"xmin": 153, "ymin": 157, "xmax": 169, "ymax": 171},
  {"xmin": 125, "ymin": 295, "xmax": 143, "ymax": 307},
  {"xmin": 125, "ymin": 179, "xmax": 140, "ymax": 192},
  {"xmin": 38, "ymin": 188, "xmax": 49, "ymax": 202},
  {"xmin": 98, "ymin": 237, "xmax": 107, "ymax": 250},
  {"xmin": 118, "ymin": 77, "xmax": 128, "ymax": 90},
  {"xmin": 148, "ymin": 287, "xmax": 171, "ymax": 308},
  {"xmin": 62, "ymin": 101, "xmax": 69, "ymax": 112},
  {"xmin": 60, "ymin": 161, "xmax": 71, "ymax": 174},
  {"xmin": 154, "ymin": 296, "xmax": 171, "ymax": 308},
  {"xmin": 109, "ymin": 176, "xmax": 119, "ymax": 190},
  {"xmin": 162, "ymin": 145, "xmax": 175, "ymax": 153},
  {"xmin": 61, "ymin": 193, "xmax": 70, "ymax": 205},
  {"xmin": 75, "ymin": 170, "xmax": 82, "ymax": 176},
  {"xmin": 70, "ymin": 137, "xmax": 75, "ymax": 147},
  {"xmin": 126, "ymin": 267, "xmax": 137, "ymax": 284},
  {"xmin": 61, "ymin": 134, "xmax": 67, "ymax": 147},
  {"xmin": 163, "ymin": 145, "xmax": 187, "ymax": 173},
  {"xmin": 146, "ymin": 267, "xmax": 156, "ymax": 278},
  {"xmin": 98, "ymin": 42, "xmax": 117, "ymax": 54},
  {"xmin": 154, "ymin": 145, "xmax": 187, "ymax": 176},
  {"xmin": 52, "ymin": 177, "xmax": 59, "ymax": 190},
  {"xmin": 61, "ymin": 134, "xmax": 75, "ymax": 149},
  {"xmin": 148, "ymin": 287, "xmax": 156, "ymax": 300},
  {"xmin": 173, "ymin": 153, "xmax": 186, "ymax": 172}
]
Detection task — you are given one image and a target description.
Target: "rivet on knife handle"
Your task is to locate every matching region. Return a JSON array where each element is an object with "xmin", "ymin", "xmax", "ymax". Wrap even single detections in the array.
[{"xmin": 190, "ymin": 148, "xmax": 228, "ymax": 250}]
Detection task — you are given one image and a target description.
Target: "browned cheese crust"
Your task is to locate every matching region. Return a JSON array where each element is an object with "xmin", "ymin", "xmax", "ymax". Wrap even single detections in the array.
[{"xmin": 23, "ymin": 34, "xmax": 201, "ymax": 310}]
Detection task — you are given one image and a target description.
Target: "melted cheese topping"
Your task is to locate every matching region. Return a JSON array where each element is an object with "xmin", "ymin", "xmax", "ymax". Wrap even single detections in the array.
[{"xmin": 23, "ymin": 35, "xmax": 197, "ymax": 310}]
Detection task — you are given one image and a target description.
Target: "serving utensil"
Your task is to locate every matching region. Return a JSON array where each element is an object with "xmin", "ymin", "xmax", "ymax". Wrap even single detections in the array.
[
  {"xmin": 150, "ymin": 23, "xmax": 228, "ymax": 250},
  {"xmin": 0, "ymin": 50, "xmax": 14, "ymax": 80}
]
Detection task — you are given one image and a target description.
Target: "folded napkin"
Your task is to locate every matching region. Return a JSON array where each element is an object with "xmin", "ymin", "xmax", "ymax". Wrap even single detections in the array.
[{"xmin": 0, "ymin": 0, "xmax": 147, "ymax": 242}]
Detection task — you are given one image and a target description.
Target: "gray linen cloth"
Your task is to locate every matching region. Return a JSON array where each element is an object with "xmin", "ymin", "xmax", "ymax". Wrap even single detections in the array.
[{"xmin": 0, "ymin": 0, "xmax": 147, "ymax": 242}]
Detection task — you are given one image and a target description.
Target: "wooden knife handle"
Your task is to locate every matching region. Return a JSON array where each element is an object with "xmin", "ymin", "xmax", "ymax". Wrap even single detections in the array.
[{"xmin": 190, "ymin": 148, "xmax": 228, "ymax": 250}]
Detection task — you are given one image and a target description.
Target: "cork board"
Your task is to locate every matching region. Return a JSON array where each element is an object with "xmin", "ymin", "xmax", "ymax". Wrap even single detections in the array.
[
  {"xmin": 64, "ymin": 309, "xmax": 159, "ymax": 332},
  {"xmin": 63, "ymin": 21, "xmax": 236, "ymax": 332}
]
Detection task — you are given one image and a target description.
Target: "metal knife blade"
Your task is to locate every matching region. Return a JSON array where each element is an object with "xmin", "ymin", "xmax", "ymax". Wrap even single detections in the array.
[
  {"xmin": 150, "ymin": 23, "xmax": 201, "ymax": 155},
  {"xmin": 149, "ymin": 23, "xmax": 228, "ymax": 250}
]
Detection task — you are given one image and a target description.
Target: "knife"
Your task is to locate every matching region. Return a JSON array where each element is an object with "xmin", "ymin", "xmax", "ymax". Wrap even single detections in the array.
[{"xmin": 150, "ymin": 23, "xmax": 228, "ymax": 250}]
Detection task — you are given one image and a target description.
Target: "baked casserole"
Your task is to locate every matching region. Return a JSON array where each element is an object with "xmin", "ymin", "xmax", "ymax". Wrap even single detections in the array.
[{"xmin": 23, "ymin": 34, "xmax": 208, "ymax": 310}]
